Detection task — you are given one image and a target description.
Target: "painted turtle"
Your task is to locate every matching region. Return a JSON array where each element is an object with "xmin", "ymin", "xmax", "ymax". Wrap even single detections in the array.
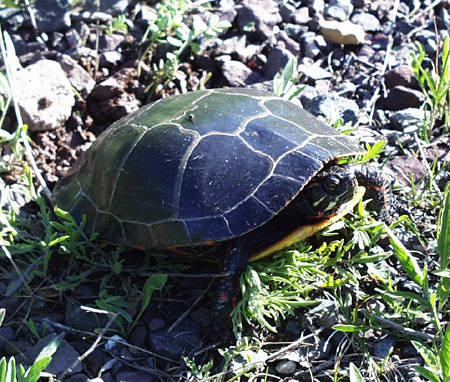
[{"xmin": 54, "ymin": 88, "xmax": 390, "ymax": 311}]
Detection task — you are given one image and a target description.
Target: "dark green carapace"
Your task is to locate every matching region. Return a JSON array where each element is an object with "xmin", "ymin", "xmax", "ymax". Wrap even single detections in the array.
[{"xmin": 54, "ymin": 88, "xmax": 363, "ymax": 249}]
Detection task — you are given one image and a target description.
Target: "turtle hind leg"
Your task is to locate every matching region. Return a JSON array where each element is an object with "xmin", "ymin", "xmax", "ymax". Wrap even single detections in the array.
[
  {"xmin": 350, "ymin": 164, "xmax": 393, "ymax": 222},
  {"xmin": 215, "ymin": 239, "xmax": 248, "ymax": 317}
]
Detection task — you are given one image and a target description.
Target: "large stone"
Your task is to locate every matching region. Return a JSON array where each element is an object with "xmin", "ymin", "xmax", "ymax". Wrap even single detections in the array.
[
  {"xmin": 262, "ymin": 47, "xmax": 295, "ymax": 80},
  {"xmin": 320, "ymin": 20, "xmax": 366, "ymax": 45},
  {"xmin": 14, "ymin": 60, "xmax": 75, "ymax": 131},
  {"xmin": 305, "ymin": 93, "xmax": 359, "ymax": 124},
  {"xmin": 33, "ymin": 0, "xmax": 71, "ymax": 32},
  {"xmin": 383, "ymin": 86, "xmax": 425, "ymax": 110},
  {"xmin": 236, "ymin": 0, "xmax": 282, "ymax": 40}
]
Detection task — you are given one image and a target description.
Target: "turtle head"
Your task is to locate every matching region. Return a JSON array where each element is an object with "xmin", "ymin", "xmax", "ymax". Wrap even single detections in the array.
[{"xmin": 298, "ymin": 165, "xmax": 358, "ymax": 220}]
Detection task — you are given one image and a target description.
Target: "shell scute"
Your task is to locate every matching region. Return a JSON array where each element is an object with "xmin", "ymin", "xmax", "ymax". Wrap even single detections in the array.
[
  {"xmin": 178, "ymin": 134, "xmax": 273, "ymax": 219},
  {"xmin": 110, "ymin": 124, "xmax": 195, "ymax": 222}
]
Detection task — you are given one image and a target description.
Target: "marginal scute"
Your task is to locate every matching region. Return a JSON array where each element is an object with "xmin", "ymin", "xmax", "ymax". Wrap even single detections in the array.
[
  {"xmin": 69, "ymin": 195, "xmax": 98, "ymax": 234},
  {"xmin": 178, "ymin": 134, "xmax": 273, "ymax": 219},
  {"xmin": 185, "ymin": 216, "xmax": 232, "ymax": 243},
  {"xmin": 85, "ymin": 124, "xmax": 146, "ymax": 211},
  {"xmin": 254, "ymin": 175, "xmax": 301, "ymax": 213},
  {"xmin": 123, "ymin": 222, "xmax": 156, "ymax": 248},
  {"xmin": 151, "ymin": 220, "xmax": 191, "ymax": 247},
  {"xmin": 275, "ymin": 150, "xmax": 324, "ymax": 186},
  {"xmin": 311, "ymin": 135, "xmax": 361, "ymax": 157},
  {"xmin": 111, "ymin": 124, "xmax": 195, "ymax": 222},
  {"xmin": 53, "ymin": 172, "xmax": 81, "ymax": 212},
  {"xmin": 95, "ymin": 212, "xmax": 124, "ymax": 243},
  {"xmin": 224, "ymin": 196, "xmax": 274, "ymax": 235}
]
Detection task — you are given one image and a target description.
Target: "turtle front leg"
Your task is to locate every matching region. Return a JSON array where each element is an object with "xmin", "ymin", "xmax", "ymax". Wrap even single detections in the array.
[
  {"xmin": 216, "ymin": 239, "xmax": 248, "ymax": 316},
  {"xmin": 350, "ymin": 164, "xmax": 393, "ymax": 222}
]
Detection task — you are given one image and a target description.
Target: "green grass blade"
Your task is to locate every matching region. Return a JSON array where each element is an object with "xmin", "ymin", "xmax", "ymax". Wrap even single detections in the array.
[
  {"xmin": 20, "ymin": 358, "xmax": 51, "ymax": 382},
  {"xmin": 384, "ymin": 225, "xmax": 424, "ymax": 287},
  {"xmin": 441, "ymin": 325, "xmax": 450, "ymax": 382},
  {"xmin": 438, "ymin": 185, "xmax": 449, "ymax": 265},
  {"xmin": 415, "ymin": 366, "xmax": 441, "ymax": 382},
  {"xmin": 349, "ymin": 362, "xmax": 365, "ymax": 382},
  {"xmin": 0, "ymin": 358, "xmax": 6, "ymax": 382}
]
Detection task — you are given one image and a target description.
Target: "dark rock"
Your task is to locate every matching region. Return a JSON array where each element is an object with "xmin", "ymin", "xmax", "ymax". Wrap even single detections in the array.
[
  {"xmin": 292, "ymin": 7, "xmax": 310, "ymax": 24},
  {"xmin": 236, "ymin": 0, "xmax": 282, "ymax": 40},
  {"xmin": 275, "ymin": 360, "xmax": 297, "ymax": 375},
  {"xmin": 358, "ymin": 44, "xmax": 376, "ymax": 60},
  {"xmin": 215, "ymin": 35, "xmax": 247, "ymax": 56},
  {"xmin": 129, "ymin": 324, "xmax": 148, "ymax": 348},
  {"xmin": 351, "ymin": 11, "xmax": 381, "ymax": 32},
  {"xmin": 115, "ymin": 371, "xmax": 157, "ymax": 382},
  {"xmin": 383, "ymin": 86, "xmax": 425, "ymax": 110},
  {"xmin": 99, "ymin": 33, "xmax": 125, "ymax": 52},
  {"xmin": 50, "ymin": 32, "xmax": 66, "ymax": 50},
  {"xmin": 372, "ymin": 335, "xmax": 396, "ymax": 358},
  {"xmin": 85, "ymin": 0, "xmax": 129, "ymax": 16},
  {"xmin": 384, "ymin": 65, "xmax": 420, "ymax": 89},
  {"xmin": 219, "ymin": 58, "xmax": 261, "ymax": 86},
  {"xmin": 63, "ymin": 374, "xmax": 92, "ymax": 382},
  {"xmin": 56, "ymin": 54, "xmax": 96, "ymax": 96},
  {"xmin": 217, "ymin": 4, "xmax": 237, "ymax": 24},
  {"xmin": 71, "ymin": 341, "xmax": 107, "ymax": 377},
  {"xmin": 304, "ymin": 300, "xmax": 339, "ymax": 328},
  {"xmin": 302, "ymin": 32, "xmax": 320, "ymax": 58},
  {"xmin": 148, "ymin": 317, "xmax": 167, "ymax": 332},
  {"xmin": 284, "ymin": 23, "xmax": 308, "ymax": 40},
  {"xmin": 246, "ymin": 80, "xmax": 274, "ymax": 94},
  {"xmin": 305, "ymin": 93, "xmax": 359, "ymax": 124},
  {"xmin": 308, "ymin": 0, "xmax": 325, "ymax": 14},
  {"xmin": 65, "ymin": 299, "xmax": 111, "ymax": 332},
  {"xmin": 415, "ymin": 29, "xmax": 438, "ymax": 55},
  {"xmin": 279, "ymin": 2, "xmax": 296, "ymax": 22},
  {"xmin": 33, "ymin": 0, "xmax": 71, "ymax": 32},
  {"xmin": 298, "ymin": 85, "xmax": 319, "ymax": 106},
  {"xmin": 390, "ymin": 108, "xmax": 424, "ymax": 130},
  {"xmin": 262, "ymin": 47, "xmax": 295, "ymax": 80},
  {"xmin": 65, "ymin": 29, "xmax": 81, "ymax": 49},
  {"xmin": 148, "ymin": 319, "xmax": 202, "ymax": 359},
  {"xmin": 0, "ymin": 8, "xmax": 26, "ymax": 31},
  {"xmin": 387, "ymin": 156, "xmax": 427, "ymax": 185},
  {"xmin": 87, "ymin": 68, "xmax": 142, "ymax": 125},
  {"xmin": 298, "ymin": 60, "xmax": 332, "ymax": 80},
  {"xmin": 324, "ymin": 0, "xmax": 353, "ymax": 21},
  {"xmin": 276, "ymin": 31, "xmax": 301, "ymax": 55},
  {"xmin": 17, "ymin": 334, "xmax": 82, "ymax": 375},
  {"xmin": 100, "ymin": 51, "xmax": 123, "ymax": 67}
]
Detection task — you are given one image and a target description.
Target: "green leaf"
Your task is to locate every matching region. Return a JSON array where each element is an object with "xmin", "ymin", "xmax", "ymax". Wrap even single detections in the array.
[
  {"xmin": 412, "ymin": 340, "xmax": 437, "ymax": 369},
  {"xmin": 441, "ymin": 325, "xmax": 450, "ymax": 382},
  {"xmin": 0, "ymin": 308, "xmax": 5, "ymax": 327},
  {"xmin": 384, "ymin": 225, "xmax": 424, "ymax": 287},
  {"xmin": 438, "ymin": 184, "xmax": 449, "ymax": 266},
  {"xmin": 130, "ymin": 274, "xmax": 167, "ymax": 333},
  {"xmin": 20, "ymin": 357, "xmax": 52, "ymax": 382},
  {"xmin": 349, "ymin": 362, "xmax": 365, "ymax": 382},
  {"xmin": 0, "ymin": 358, "xmax": 6, "ymax": 382},
  {"xmin": 415, "ymin": 366, "xmax": 441, "ymax": 382},
  {"xmin": 6, "ymin": 357, "xmax": 16, "ymax": 382},
  {"xmin": 167, "ymin": 36, "xmax": 183, "ymax": 47},
  {"xmin": 332, "ymin": 324, "xmax": 367, "ymax": 332}
]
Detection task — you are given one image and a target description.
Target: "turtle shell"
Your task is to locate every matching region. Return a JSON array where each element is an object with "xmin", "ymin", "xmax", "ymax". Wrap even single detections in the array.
[{"xmin": 54, "ymin": 88, "xmax": 362, "ymax": 248}]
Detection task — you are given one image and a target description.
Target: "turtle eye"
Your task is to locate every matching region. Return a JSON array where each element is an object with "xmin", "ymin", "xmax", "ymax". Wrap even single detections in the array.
[{"xmin": 323, "ymin": 175, "xmax": 340, "ymax": 193}]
